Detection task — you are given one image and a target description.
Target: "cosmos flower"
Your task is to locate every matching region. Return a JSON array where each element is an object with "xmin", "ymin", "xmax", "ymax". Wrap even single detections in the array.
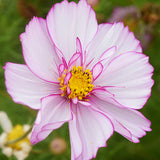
[
  {"xmin": 4, "ymin": 0, "xmax": 154, "ymax": 159},
  {"xmin": 0, "ymin": 111, "xmax": 31, "ymax": 160}
]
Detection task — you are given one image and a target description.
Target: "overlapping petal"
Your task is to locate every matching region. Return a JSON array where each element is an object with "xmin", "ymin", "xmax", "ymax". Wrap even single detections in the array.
[
  {"xmin": 95, "ymin": 52, "xmax": 154, "ymax": 109},
  {"xmin": 85, "ymin": 22, "xmax": 142, "ymax": 67},
  {"xmin": 20, "ymin": 17, "xmax": 60, "ymax": 82},
  {"xmin": 4, "ymin": 63, "xmax": 59, "ymax": 110},
  {"xmin": 47, "ymin": 0, "xmax": 98, "ymax": 62},
  {"xmin": 31, "ymin": 95, "xmax": 72, "ymax": 144},
  {"xmin": 69, "ymin": 103, "xmax": 113, "ymax": 160},
  {"xmin": 90, "ymin": 96, "xmax": 151, "ymax": 143}
]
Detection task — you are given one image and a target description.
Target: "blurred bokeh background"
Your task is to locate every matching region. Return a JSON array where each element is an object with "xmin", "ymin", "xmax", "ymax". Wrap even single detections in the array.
[{"xmin": 0, "ymin": 0, "xmax": 160, "ymax": 159}]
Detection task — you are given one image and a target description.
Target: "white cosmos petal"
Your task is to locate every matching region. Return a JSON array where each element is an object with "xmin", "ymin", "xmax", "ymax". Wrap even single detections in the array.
[
  {"xmin": 30, "ymin": 95, "xmax": 72, "ymax": 145},
  {"xmin": 95, "ymin": 52, "xmax": 154, "ymax": 109},
  {"xmin": 20, "ymin": 17, "xmax": 60, "ymax": 82},
  {"xmin": 2, "ymin": 147, "xmax": 13, "ymax": 158},
  {"xmin": 69, "ymin": 112, "xmax": 82, "ymax": 160},
  {"xmin": 13, "ymin": 150, "xmax": 28, "ymax": 160},
  {"xmin": 0, "ymin": 133, "xmax": 7, "ymax": 147},
  {"xmin": 69, "ymin": 103, "xmax": 113, "ymax": 160},
  {"xmin": 0, "ymin": 111, "xmax": 12, "ymax": 133},
  {"xmin": 91, "ymin": 96, "xmax": 151, "ymax": 143},
  {"xmin": 4, "ymin": 63, "xmax": 59, "ymax": 110},
  {"xmin": 47, "ymin": 0, "xmax": 98, "ymax": 62},
  {"xmin": 85, "ymin": 22, "xmax": 142, "ymax": 68},
  {"xmin": 92, "ymin": 62, "xmax": 103, "ymax": 81}
]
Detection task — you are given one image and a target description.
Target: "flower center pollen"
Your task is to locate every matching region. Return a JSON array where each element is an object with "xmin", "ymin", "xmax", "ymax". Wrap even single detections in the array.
[
  {"xmin": 7, "ymin": 125, "xmax": 30, "ymax": 150},
  {"xmin": 59, "ymin": 66, "xmax": 94, "ymax": 100}
]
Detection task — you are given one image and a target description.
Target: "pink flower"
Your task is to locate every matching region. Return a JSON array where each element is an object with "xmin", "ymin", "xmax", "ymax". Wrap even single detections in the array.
[{"xmin": 4, "ymin": 0, "xmax": 154, "ymax": 159}]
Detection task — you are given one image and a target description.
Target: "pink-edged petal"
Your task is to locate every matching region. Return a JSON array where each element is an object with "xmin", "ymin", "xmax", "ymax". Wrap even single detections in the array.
[
  {"xmin": 92, "ymin": 62, "xmax": 103, "ymax": 81},
  {"xmin": 69, "ymin": 103, "xmax": 113, "ymax": 160},
  {"xmin": 72, "ymin": 97, "xmax": 78, "ymax": 104},
  {"xmin": 64, "ymin": 72, "xmax": 72, "ymax": 85},
  {"xmin": 76, "ymin": 37, "xmax": 83, "ymax": 53},
  {"xmin": 67, "ymin": 86, "xmax": 71, "ymax": 95},
  {"xmin": 96, "ymin": 52, "xmax": 154, "ymax": 109},
  {"xmin": 20, "ymin": 17, "xmax": 60, "ymax": 82},
  {"xmin": 46, "ymin": 0, "xmax": 98, "ymax": 62},
  {"xmin": 68, "ymin": 53, "xmax": 81, "ymax": 67},
  {"xmin": 31, "ymin": 95, "xmax": 72, "ymax": 145},
  {"xmin": 58, "ymin": 64, "xmax": 65, "ymax": 76},
  {"xmin": 92, "ymin": 88, "xmax": 114, "ymax": 99},
  {"xmin": 90, "ymin": 96, "xmax": 151, "ymax": 143},
  {"xmin": 76, "ymin": 37, "xmax": 83, "ymax": 66},
  {"xmin": 69, "ymin": 109, "xmax": 82, "ymax": 159},
  {"xmin": 99, "ymin": 46, "xmax": 117, "ymax": 61},
  {"xmin": 68, "ymin": 52, "xmax": 81, "ymax": 70},
  {"xmin": 99, "ymin": 46, "xmax": 117, "ymax": 67},
  {"xmin": 85, "ymin": 22, "xmax": 142, "ymax": 67},
  {"xmin": 4, "ymin": 63, "xmax": 59, "ymax": 110},
  {"xmin": 91, "ymin": 88, "xmax": 127, "ymax": 109},
  {"xmin": 78, "ymin": 101, "xmax": 91, "ymax": 106}
]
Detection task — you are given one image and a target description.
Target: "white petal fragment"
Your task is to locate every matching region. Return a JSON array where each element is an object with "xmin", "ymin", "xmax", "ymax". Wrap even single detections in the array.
[
  {"xmin": 69, "ymin": 104, "xmax": 113, "ymax": 160},
  {"xmin": 30, "ymin": 95, "xmax": 72, "ymax": 145},
  {"xmin": 96, "ymin": 52, "xmax": 154, "ymax": 109},
  {"xmin": 47, "ymin": 0, "xmax": 98, "ymax": 62},
  {"xmin": 92, "ymin": 62, "xmax": 103, "ymax": 81},
  {"xmin": 4, "ymin": 63, "xmax": 59, "ymax": 110},
  {"xmin": 20, "ymin": 17, "xmax": 59, "ymax": 82},
  {"xmin": 91, "ymin": 96, "xmax": 151, "ymax": 143},
  {"xmin": 0, "ymin": 112, "xmax": 12, "ymax": 133},
  {"xmin": 85, "ymin": 22, "xmax": 142, "ymax": 67}
]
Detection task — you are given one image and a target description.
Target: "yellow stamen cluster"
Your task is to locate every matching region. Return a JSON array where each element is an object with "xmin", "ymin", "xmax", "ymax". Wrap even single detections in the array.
[
  {"xmin": 7, "ymin": 125, "xmax": 30, "ymax": 150},
  {"xmin": 59, "ymin": 66, "xmax": 94, "ymax": 100},
  {"xmin": 58, "ymin": 69, "xmax": 67, "ymax": 97}
]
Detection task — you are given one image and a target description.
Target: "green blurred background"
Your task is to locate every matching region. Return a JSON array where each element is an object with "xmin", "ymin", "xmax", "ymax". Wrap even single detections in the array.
[{"xmin": 0, "ymin": 0, "xmax": 160, "ymax": 159}]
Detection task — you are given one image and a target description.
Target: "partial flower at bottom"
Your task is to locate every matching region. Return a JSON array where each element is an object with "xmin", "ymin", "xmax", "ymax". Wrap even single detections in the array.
[
  {"xmin": 0, "ymin": 111, "xmax": 32, "ymax": 160},
  {"xmin": 4, "ymin": 0, "xmax": 154, "ymax": 160}
]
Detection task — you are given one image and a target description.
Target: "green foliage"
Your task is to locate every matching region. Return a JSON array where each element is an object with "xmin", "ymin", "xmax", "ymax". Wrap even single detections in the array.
[{"xmin": 0, "ymin": 0, "xmax": 160, "ymax": 160}]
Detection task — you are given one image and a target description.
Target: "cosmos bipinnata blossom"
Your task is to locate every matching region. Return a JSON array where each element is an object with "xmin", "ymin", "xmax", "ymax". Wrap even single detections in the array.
[
  {"xmin": 0, "ymin": 112, "xmax": 31, "ymax": 160},
  {"xmin": 4, "ymin": 0, "xmax": 154, "ymax": 159}
]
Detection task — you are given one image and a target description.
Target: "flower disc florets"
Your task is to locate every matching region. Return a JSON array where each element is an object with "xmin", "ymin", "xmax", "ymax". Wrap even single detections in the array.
[
  {"xmin": 7, "ymin": 125, "xmax": 30, "ymax": 150},
  {"xmin": 59, "ymin": 66, "xmax": 94, "ymax": 100}
]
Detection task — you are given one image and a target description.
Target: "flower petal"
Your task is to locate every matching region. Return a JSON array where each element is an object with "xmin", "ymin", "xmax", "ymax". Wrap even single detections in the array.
[
  {"xmin": 91, "ymin": 96, "xmax": 151, "ymax": 143},
  {"xmin": 4, "ymin": 63, "xmax": 59, "ymax": 110},
  {"xmin": 96, "ymin": 52, "xmax": 154, "ymax": 109},
  {"xmin": 47, "ymin": 0, "xmax": 98, "ymax": 62},
  {"xmin": 85, "ymin": 22, "xmax": 142, "ymax": 67},
  {"xmin": 69, "ymin": 103, "xmax": 113, "ymax": 160},
  {"xmin": 92, "ymin": 62, "xmax": 103, "ymax": 81},
  {"xmin": 20, "ymin": 17, "xmax": 60, "ymax": 82},
  {"xmin": 13, "ymin": 149, "xmax": 29, "ymax": 160},
  {"xmin": 30, "ymin": 95, "xmax": 72, "ymax": 145},
  {"xmin": 0, "ymin": 133, "xmax": 7, "ymax": 147},
  {"xmin": 99, "ymin": 46, "xmax": 117, "ymax": 62},
  {"xmin": 2, "ymin": 147, "xmax": 13, "ymax": 158},
  {"xmin": 0, "ymin": 112, "xmax": 12, "ymax": 133},
  {"xmin": 69, "ymin": 111, "xmax": 82, "ymax": 160}
]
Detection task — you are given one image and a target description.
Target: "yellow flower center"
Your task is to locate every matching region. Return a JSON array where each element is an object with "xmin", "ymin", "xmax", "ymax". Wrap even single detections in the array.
[
  {"xmin": 7, "ymin": 125, "xmax": 30, "ymax": 150},
  {"xmin": 59, "ymin": 66, "xmax": 94, "ymax": 100}
]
